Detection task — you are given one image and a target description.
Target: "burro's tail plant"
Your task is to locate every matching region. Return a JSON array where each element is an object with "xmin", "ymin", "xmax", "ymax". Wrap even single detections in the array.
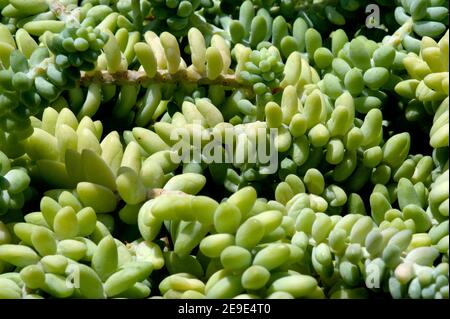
[{"xmin": 0, "ymin": 0, "xmax": 448, "ymax": 300}]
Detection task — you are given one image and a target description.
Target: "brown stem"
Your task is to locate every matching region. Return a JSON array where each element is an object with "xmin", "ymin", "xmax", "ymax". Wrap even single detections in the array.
[
  {"xmin": 79, "ymin": 69, "xmax": 253, "ymax": 91},
  {"xmin": 384, "ymin": 19, "xmax": 414, "ymax": 47},
  {"xmin": 48, "ymin": 0, "xmax": 80, "ymax": 25},
  {"xmin": 146, "ymin": 188, "xmax": 187, "ymax": 199}
]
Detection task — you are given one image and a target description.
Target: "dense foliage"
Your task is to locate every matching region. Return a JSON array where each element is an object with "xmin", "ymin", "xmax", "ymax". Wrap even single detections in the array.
[{"xmin": 0, "ymin": 0, "xmax": 448, "ymax": 299}]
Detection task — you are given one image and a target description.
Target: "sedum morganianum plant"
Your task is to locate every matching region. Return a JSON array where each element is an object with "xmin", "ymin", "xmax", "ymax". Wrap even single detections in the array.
[{"xmin": 0, "ymin": 0, "xmax": 448, "ymax": 300}]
